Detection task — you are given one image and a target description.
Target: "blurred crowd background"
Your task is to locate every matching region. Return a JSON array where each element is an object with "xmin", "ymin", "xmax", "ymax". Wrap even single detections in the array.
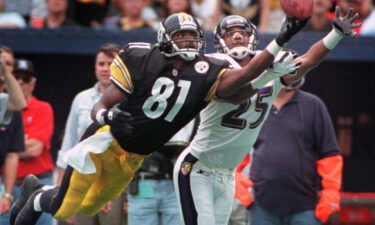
[{"xmin": 0, "ymin": 0, "xmax": 375, "ymax": 35}]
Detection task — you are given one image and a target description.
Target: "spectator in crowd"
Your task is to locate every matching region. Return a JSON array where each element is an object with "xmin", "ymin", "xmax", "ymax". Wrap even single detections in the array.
[
  {"xmin": 41, "ymin": 0, "xmax": 78, "ymax": 29},
  {"xmin": 0, "ymin": 111, "xmax": 25, "ymax": 218},
  {"xmin": 228, "ymin": 155, "xmax": 251, "ymax": 225},
  {"xmin": 127, "ymin": 120, "xmax": 196, "ymax": 225},
  {"xmin": 4, "ymin": 0, "xmax": 47, "ymax": 25},
  {"xmin": 0, "ymin": 46, "xmax": 26, "ymax": 124},
  {"xmin": 302, "ymin": 0, "xmax": 333, "ymax": 32},
  {"xmin": 159, "ymin": 0, "xmax": 192, "ymax": 19},
  {"xmin": 72, "ymin": 0, "xmax": 110, "ymax": 27},
  {"xmin": 103, "ymin": 0, "xmax": 153, "ymax": 31},
  {"xmin": 6, "ymin": 59, "xmax": 54, "ymax": 225},
  {"xmin": 56, "ymin": 44, "xmax": 127, "ymax": 225},
  {"xmin": 0, "ymin": 0, "xmax": 27, "ymax": 28},
  {"xmin": 190, "ymin": 0, "xmax": 222, "ymax": 30},
  {"xmin": 0, "ymin": 48, "xmax": 25, "ymax": 219},
  {"xmin": 258, "ymin": 0, "xmax": 285, "ymax": 33},
  {"xmin": 249, "ymin": 78, "xmax": 343, "ymax": 225},
  {"xmin": 222, "ymin": 0, "xmax": 261, "ymax": 26},
  {"xmin": 140, "ymin": 0, "xmax": 159, "ymax": 22},
  {"xmin": 360, "ymin": 0, "xmax": 375, "ymax": 35}
]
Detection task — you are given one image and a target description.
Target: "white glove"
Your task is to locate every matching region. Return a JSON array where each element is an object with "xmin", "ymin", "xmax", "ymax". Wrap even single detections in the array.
[
  {"xmin": 270, "ymin": 51, "xmax": 301, "ymax": 78},
  {"xmin": 251, "ymin": 51, "xmax": 301, "ymax": 89}
]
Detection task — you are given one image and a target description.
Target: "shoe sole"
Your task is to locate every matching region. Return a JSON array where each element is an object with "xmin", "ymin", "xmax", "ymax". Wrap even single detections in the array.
[
  {"xmin": 14, "ymin": 189, "xmax": 43, "ymax": 225},
  {"xmin": 9, "ymin": 175, "xmax": 44, "ymax": 225}
]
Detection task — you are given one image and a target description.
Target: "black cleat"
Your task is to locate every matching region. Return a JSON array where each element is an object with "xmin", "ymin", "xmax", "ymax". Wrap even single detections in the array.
[
  {"xmin": 14, "ymin": 188, "xmax": 43, "ymax": 225},
  {"xmin": 9, "ymin": 175, "xmax": 44, "ymax": 225}
]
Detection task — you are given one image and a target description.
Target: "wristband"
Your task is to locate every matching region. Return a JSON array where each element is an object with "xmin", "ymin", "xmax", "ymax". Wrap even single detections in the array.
[
  {"xmin": 4, "ymin": 193, "xmax": 13, "ymax": 201},
  {"xmin": 266, "ymin": 40, "xmax": 282, "ymax": 56},
  {"xmin": 251, "ymin": 70, "xmax": 276, "ymax": 89},
  {"xmin": 95, "ymin": 108, "xmax": 107, "ymax": 125},
  {"xmin": 323, "ymin": 29, "xmax": 344, "ymax": 50}
]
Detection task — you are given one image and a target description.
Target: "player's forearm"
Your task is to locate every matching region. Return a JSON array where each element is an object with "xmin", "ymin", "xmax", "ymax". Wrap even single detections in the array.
[
  {"xmin": 218, "ymin": 49, "xmax": 275, "ymax": 97},
  {"xmin": 234, "ymin": 40, "xmax": 282, "ymax": 91},
  {"xmin": 91, "ymin": 84, "xmax": 126, "ymax": 123},
  {"xmin": 283, "ymin": 30, "xmax": 341, "ymax": 84},
  {"xmin": 307, "ymin": 28, "xmax": 345, "ymax": 68},
  {"xmin": 301, "ymin": 40, "xmax": 331, "ymax": 70}
]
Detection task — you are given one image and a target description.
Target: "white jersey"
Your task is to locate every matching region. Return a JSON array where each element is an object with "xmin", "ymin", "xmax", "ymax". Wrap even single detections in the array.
[{"xmin": 190, "ymin": 53, "xmax": 284, "ymax": 171}]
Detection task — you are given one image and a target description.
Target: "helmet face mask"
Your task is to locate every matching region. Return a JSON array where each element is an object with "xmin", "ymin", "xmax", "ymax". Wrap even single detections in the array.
[
  {"xmin": 214, "ymin": 15, "xmax": 258, "ymax": 60},
  {"xmin": 158, "ymin": 13, "xmax": 205, "ymax": 61}
]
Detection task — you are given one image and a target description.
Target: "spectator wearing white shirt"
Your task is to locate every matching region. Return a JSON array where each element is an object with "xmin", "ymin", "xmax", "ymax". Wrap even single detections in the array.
[
  {"xmin": 56, "ymin": 43, "xmax": 128, "ymax": 225},
  {"xmin": 0, "ymin": 0, "xmax": 27, "ymax": 28}
]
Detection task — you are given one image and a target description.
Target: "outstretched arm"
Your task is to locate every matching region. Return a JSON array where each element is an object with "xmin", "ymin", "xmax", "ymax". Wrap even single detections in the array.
[
  {"xmin": 217, "ymin": 17, "xmax": 309, "ymax": 98},
  {"xmin": 218, "ymin": 51, "xmax": 301, "ymax": 104},
  {"xmin": 283, "ymin": 6, "xmax": 360, "ymax": 85}
]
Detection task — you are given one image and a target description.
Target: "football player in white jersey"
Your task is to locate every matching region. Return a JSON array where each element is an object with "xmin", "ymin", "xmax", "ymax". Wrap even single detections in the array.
[{"xmin": 173, "ymin": 7, "xmax": 360, "ymax": 225}]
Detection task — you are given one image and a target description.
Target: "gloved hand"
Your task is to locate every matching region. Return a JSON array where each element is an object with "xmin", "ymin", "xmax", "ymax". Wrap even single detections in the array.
[
  {"xmin": 315, "ymin": 189, "xmax": 340, "ymax": 223},
  {"xmin": 270, "ymin": 51, "xmax": 301, "ymax": 77},
  {"xmin": 234, "ymin": 172, "xmax": 254, "ymax": 207},
  {"xmin": 332, "ymin": 6, "xmax": 361, "ymax": 36},
  {"xmin": 275, "ymin": 17, "xmax": 309, "ymax": 46},
  {"xmin": 103, "ymin": 105, "xmax": 133, "ymax": 137}
]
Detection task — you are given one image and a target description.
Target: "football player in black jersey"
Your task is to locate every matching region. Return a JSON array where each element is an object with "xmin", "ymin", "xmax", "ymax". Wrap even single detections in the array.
[{"xmin": 10, "ymin": 12, "xmax": 309, "ymax": 225}]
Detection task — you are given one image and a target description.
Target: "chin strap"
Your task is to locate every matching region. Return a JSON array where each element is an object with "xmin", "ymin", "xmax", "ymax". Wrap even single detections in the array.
[
  {"xmin": 179, "ymin": 50, "xmax": 199, "ymax": 61},
  {"xmin": 228, "ymin": 47, "xmax": 251, "ymax": 60},
  {"xmin": 315, "ymin": 155, "xmax": 343, "ymax": 223}
]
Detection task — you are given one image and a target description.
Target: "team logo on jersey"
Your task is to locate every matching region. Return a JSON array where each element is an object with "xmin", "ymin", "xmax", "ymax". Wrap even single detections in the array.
[
  {"xmin": 194, "ymin": 61, "xmax": 209, "ymax": 74},
  {"xmin": 172, "ymin": 69, "xmax": 178, "ymax": 76},
  {"xmin": 181, "ymin": 162, "xmax": 192, "ymax": 175}
]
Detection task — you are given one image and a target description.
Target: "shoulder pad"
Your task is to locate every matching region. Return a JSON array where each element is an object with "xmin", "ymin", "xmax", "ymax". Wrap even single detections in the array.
[
  {"xmin": 205, "ymin": 53, "xmax": 241, "ymax": 69},
  {"xmin": 120, "ymin": 42, "xmax": 153, "ymax": 58}
]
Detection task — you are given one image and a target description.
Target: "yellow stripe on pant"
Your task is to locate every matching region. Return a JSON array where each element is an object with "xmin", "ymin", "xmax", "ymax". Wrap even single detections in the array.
[{"xmin": 54, "ymin": 125, "xmax": 148, "ymax": 220}]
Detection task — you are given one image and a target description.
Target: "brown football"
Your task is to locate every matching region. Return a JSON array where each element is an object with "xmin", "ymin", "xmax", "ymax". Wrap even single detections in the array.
[{"xmin": 280, "ymin": 0, "xmax": 313, "ymax": 20}]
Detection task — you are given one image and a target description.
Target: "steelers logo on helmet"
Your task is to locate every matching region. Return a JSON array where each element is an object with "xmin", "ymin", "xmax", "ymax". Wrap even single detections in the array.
[
  {"xmin": 214, "ymin": 15, "xmax": 258, "ymax": 60},
  {"xmin": 157, "ymin": 12, "xmax": 204, "ymax": 61}
]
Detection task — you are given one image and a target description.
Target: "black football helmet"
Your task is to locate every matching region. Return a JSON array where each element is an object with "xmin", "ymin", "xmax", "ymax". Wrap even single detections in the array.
[
  {"xmin": 214, "ymin": 15, "xmax": 258, "ymax": 59},
  {"xmin": 157, "ymin": 12, "xmax": 204, "ymax": 61}
]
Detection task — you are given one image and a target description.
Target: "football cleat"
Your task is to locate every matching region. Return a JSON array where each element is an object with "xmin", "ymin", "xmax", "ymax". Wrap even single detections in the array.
[
  {"xmin": 9, "ymin": 175, "xmax": 44, "ymax": 225},
  {"xmin": 14, "ymin": 188, "xmax": 44, "ymax": 225}
]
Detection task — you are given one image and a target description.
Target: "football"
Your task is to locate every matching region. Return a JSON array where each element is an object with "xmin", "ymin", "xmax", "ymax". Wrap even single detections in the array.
[{"xmin": 280, "ymin": 0, "xmax": 313, "ymax": 20}]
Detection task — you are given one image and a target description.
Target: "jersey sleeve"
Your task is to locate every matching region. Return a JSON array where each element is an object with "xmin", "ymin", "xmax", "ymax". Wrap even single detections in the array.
[
  {"xmin": 110, "ymin": 42, "xmax": 152, "ymax": 94},
  {"xmin": 204, "ymin": 58, "xmax": 230, "ymax": 101}
]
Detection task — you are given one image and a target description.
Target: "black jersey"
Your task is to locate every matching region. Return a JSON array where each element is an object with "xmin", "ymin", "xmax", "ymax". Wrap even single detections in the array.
[{"xmin": 110, "ymin": 42, "xmax": 229, "ymax": 155}]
